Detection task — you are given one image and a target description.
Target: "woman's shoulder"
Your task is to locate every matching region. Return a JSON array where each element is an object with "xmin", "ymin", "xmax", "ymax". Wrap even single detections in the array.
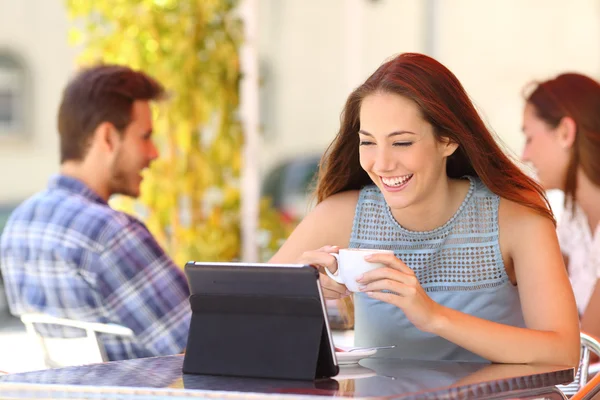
[
  {"xmin": 307, "ymin": 190, "xmax": 362, "ymax": 240},
  {"xmin": 496, "ymin": 195, "xmax": 562, "ymax": 285},
  {"xmin": 472, "ymin": 175, "xmax": 552, "ymax": 226},
  {"xmin": 498, "ymin": 196, "xmax": 552, "ymax": 224},
  {"xmin": 313, "ymin": 189, "xmax": 361, "ymax": 216},
  {"xmin": 498, "ymin": 196, "xmax": 557, "ymax": 251},
  {"xmin": 269, "ymin": 190, "xmax": 361, "ymax": 262}
]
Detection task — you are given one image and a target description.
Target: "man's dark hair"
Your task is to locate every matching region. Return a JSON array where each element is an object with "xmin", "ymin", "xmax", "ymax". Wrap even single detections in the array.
[{"xmin": 57, "ymin": 64, "xmax": 165, "ymax": 163}]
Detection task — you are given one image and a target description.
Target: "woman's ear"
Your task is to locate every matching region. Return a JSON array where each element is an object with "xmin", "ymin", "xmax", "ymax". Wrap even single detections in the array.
[
  {"xmin": 557, "ymin": 116, "xmax": 577, "ymax": 150},
  {"xmin": 440, "ymin": 137, "xmax": 459, "ymax": 158}
]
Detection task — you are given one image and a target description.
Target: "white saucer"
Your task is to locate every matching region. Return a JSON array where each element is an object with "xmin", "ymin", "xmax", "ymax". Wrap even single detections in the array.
[
  {"xmin": 334, "ymin": 364, "xmax": 377, "ymax": 380},
  {"xmin": 335, "ymin": 348, "xmax": 377, "ymax": 365}
]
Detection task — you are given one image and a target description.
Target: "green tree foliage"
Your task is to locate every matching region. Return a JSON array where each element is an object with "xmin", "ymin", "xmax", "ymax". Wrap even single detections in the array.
[{"xmin": 65, "ymin": 0, "xmax": 293, "ymax": 265}]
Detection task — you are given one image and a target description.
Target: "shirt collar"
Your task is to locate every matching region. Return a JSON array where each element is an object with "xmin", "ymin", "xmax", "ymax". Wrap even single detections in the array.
[{"xmin": 48, "ymin": 174, "xmax": 108, "ymax": 205}]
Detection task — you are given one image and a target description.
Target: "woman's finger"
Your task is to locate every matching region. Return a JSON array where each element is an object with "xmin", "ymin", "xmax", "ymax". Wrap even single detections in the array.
[
  {"xmin": 320, "ymin": 273, "xmax": 349, "ymax": 295},
  {"xmin": 317, "ymin": 245, "xmax": 340, "ymax": 253},
  {"xmin": 359, "ymin": 279, "xmax": 414, "ymax": 297},
  {"xmin": 322, "ymin": 287, "xmax": 348, "ymax": 300},
  {"xmin": 298, "ymin": 250, "xmax": 339, "ymax": 274},
  {"xmin": 365, "ymin": 253, "xmax": 415, "ymax": 275},
  {"xmin": 359, "ymin": 267, "xmax": 418, "ymax": 288},
  {"xmin": 295, "ymin": 249, "xmax": 349, "ymax": 296},
  {"xmin": 365, "ymin": 290, "xmax": 406, "ymax": 305}
]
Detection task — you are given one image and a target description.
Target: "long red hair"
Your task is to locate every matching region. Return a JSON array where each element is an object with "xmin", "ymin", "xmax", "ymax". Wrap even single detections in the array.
[{"xmin": 316, "ymin": 53, "xmax": 554, "ymax": 224}]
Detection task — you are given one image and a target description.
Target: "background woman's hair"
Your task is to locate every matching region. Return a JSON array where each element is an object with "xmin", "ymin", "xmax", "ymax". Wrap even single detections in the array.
[
  {"xmin": 525, "ymin": 73, "xmax": 600, "ymax": 208},
  {"xmin": 316, "ymin": 52, "xmax": 553, "ymax": 224}
]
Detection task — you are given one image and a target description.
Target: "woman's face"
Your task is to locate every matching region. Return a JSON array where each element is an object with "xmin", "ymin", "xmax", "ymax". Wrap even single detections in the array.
[
  {"xmin": 358, "ymin": 91, "xmax": 457, "ymax": 212},
  {"xmin": 521, "ymin": 103, "xmax": 569, "ymax": 191}
]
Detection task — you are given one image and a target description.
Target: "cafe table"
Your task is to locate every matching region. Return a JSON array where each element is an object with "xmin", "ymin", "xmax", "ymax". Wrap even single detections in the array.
[{"xmin": 0, "ymin": 354, "xmax": 573, "ymax": 399}]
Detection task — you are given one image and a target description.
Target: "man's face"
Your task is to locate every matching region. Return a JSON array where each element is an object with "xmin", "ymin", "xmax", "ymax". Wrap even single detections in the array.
[{"xmin": 109, "ymin": 101, "xmax": 159, "ymax": 198}]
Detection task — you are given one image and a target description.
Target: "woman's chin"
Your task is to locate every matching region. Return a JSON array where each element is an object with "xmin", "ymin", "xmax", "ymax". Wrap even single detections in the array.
[{"xmin": 384, "ymin": 194, "xmax": 415, "ymax": 212}]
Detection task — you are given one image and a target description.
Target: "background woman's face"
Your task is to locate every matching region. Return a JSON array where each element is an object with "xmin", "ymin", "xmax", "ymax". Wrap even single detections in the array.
[{"xmin": 521, "ymin": 103, "xmax": 569, "ymax": 191}]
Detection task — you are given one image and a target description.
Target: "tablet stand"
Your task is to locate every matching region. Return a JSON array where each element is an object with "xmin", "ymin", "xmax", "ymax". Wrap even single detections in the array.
[{"xmin": 182, "ymin": 293, "xmax": 336, "ymax": 381}]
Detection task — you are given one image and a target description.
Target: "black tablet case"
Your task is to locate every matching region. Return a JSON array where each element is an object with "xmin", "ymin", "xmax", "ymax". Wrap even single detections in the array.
[{"xmin": 182, "ymin": 263, "xmax": 339, "ymax": 381}]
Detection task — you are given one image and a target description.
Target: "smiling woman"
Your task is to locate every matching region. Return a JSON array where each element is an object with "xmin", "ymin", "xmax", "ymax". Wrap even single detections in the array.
[{"xmin": 270, "ymin": 52, "xmax": 580, "ymax": 367}]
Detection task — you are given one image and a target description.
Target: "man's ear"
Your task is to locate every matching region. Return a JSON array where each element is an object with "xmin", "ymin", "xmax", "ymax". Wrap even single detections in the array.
[
  {"xmin": 557, "ymin": 116, "xmax": 577, "ymax": 150},
  {"xmin": 93, "ymin": 122, "xmax": 120, "ymax": 153}
]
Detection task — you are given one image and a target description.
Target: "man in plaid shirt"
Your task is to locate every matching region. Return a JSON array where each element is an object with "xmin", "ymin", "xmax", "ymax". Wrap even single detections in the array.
[{"xmin": 0, "ymin": 65, "xmax": 191, "ymax": 361}]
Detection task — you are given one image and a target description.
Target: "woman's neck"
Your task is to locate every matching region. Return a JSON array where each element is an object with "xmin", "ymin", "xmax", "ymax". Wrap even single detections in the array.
[
  {"xmin": 390, "ymin": 177, "xmax": 471, "ymax": 232},
  {"xmin": 574, "ymin": 168, "xmax": 600, "ymax": 233}
]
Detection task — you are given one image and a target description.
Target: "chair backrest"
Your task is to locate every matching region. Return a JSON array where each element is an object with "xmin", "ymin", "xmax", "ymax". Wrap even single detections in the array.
[
  {"xmin": 20, "ymin": 313, "xmax": 134, "ymax": 368},
  {"xmin": 557, "ymin": 332, "xmax": 600, "ymax": 398}
]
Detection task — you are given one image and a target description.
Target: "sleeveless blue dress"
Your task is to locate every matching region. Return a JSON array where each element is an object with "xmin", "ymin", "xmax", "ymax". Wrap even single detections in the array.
[{"xmin": 350, "ymin": 177, "xmax": 525, "ymax": 362}]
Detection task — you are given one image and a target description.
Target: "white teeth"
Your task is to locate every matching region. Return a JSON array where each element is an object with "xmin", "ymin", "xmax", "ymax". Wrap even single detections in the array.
[{"xmin": 382, "ymin": 174, "xmax": 412, "ymax": 187}]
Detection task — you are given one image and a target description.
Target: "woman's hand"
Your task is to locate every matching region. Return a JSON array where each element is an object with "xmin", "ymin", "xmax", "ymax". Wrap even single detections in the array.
[
  {"xmin": 297, "ymin": 245, "xmax": 350, "ymax": 300},
  {"xmin": 357, "ymin": 253, "xmax": 443, "ymax": 332}
]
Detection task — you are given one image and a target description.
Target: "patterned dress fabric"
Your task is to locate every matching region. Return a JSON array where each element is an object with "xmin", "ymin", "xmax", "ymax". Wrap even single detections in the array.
[{"xmin": 350, "ymin": 176, "xmax": 525, "ymax": 362}]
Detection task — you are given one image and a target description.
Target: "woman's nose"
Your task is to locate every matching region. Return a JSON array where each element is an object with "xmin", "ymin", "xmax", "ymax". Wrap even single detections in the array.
[{"xmin": 373, "ymin": 148, "xmax": 395, "ymax": 172}]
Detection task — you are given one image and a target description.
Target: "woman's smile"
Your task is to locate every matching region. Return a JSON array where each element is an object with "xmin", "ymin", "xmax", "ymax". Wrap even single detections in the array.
[{"xmin": 380, "ymin": 174, "xmax": 413, "ymax": 191}]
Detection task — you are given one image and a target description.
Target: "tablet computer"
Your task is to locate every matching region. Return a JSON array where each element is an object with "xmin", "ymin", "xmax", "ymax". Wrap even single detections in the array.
[{"xmin": 182, "ymin": 262, "xmax": 339, "ymax": 381}]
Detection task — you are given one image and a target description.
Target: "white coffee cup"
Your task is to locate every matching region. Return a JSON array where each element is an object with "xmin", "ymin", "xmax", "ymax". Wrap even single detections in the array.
[{"xmin": 325, "ymin": 248, "xmax": 395, "ymax": 292}]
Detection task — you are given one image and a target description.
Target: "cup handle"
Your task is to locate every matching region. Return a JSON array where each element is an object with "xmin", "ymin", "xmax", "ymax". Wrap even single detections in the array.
[{"xmin": 324, "ymin": 253, "xmax": 344, "ymax": 284}]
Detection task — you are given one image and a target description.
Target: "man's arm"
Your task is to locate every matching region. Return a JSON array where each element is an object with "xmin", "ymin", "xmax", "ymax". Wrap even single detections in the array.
[{"xmin": 96, "ymin": 218, "xmax": 191, "ymax": 357}]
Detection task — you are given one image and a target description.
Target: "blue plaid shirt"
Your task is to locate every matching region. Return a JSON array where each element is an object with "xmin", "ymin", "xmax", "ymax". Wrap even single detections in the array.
[{"xmin": 0, "ymin": 175, "xmax": 191, "ymax": 361}]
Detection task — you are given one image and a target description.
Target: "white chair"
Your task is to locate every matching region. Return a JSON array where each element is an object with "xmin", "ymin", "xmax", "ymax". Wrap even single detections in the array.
[
  {"xmin": 558, "ymin": 332, "xmax": 600, "ymax": 398},
  {"xmin": 20, "ymin": 313, "xmax": 133, "ymax": 368}
]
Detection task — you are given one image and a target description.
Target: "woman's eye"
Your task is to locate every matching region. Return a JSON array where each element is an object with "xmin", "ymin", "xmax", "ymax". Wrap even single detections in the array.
[
  {"xmin": 393, "ymin": 142, "xmax": 413, "ymax": 147},
  {"xmin": 359, "ymin": 141, "xmax": 374, "ymax": 146}
]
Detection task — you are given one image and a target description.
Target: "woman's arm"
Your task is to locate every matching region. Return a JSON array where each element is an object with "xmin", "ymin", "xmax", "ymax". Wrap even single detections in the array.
[
  {"xmin": 359, "ymin": 198, "xmax": 580, "ymax": 367},
  {"xmin": 270, "ymin": 190, "xmax": 358, "ymax": 263},
  {"xmin": 434, "ymin": 199, "xmax": 580, "ymax": 366},
  {"xmin": 581, "ymin": 231, "xmax": 600, "ymax": 345},
  {"xmin": 581, "ymin": 282, "xmax": 600, "ymax": 341},
  {"xmin": 451, "ymin": 362, "xmax": 567, "ymax": 387},
  {"xmin": 269, "ymin": 190, "xmax": 359, "ymax": 299}
]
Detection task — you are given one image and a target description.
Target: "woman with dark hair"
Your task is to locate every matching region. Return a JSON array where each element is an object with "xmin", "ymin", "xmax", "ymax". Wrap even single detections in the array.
[
  {"xmin": 271, "ymin": 53, "xmax": 579, "ymax": 366},
  {"xmin": 522, "ymin": 72, "xmax": 600, "ymax": 342}
]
